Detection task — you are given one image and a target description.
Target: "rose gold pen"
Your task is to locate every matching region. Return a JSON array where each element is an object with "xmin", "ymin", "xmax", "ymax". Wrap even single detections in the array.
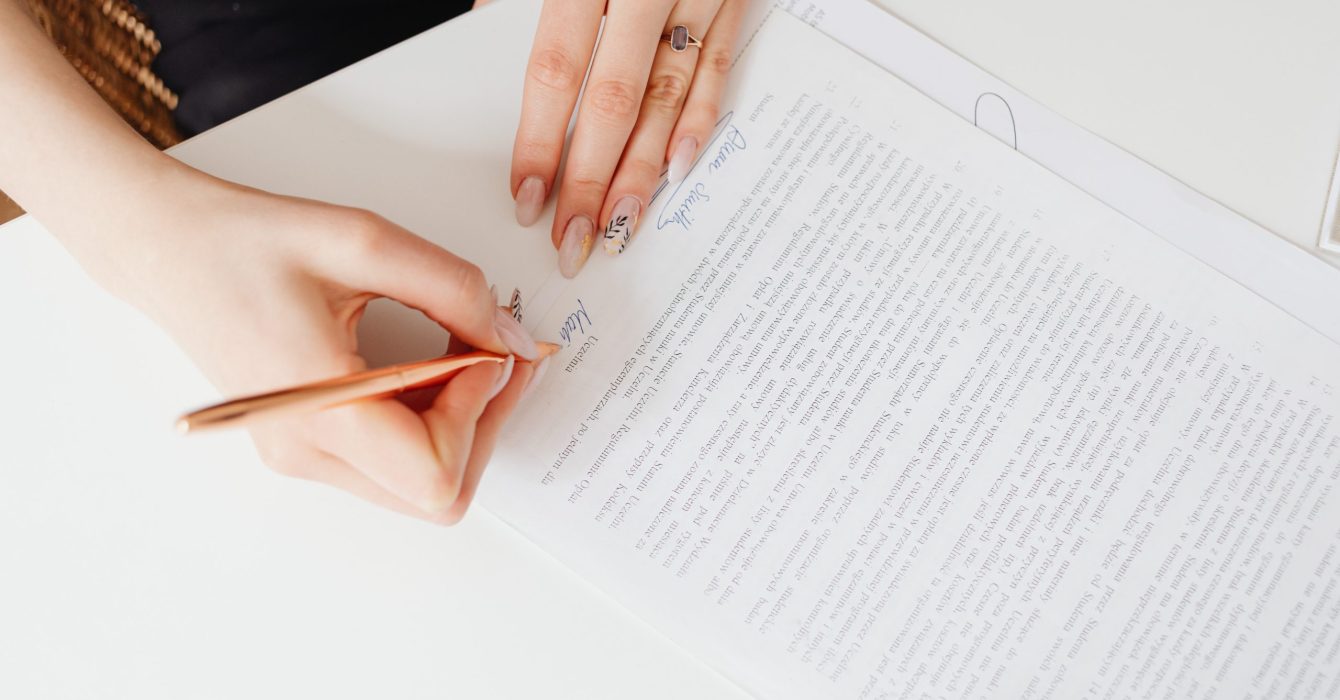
[{"xmin": 176, "ymin": 342, "xmax": 561, "ymax": 434}]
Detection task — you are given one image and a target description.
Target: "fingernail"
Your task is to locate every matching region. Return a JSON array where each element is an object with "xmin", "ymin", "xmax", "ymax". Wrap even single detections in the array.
[
  {"xmin": 558, "ymin": 215, "xmax": 595, "ymax": 278},
  {"xmin": 489, "ymin": 284, "xmax": 499, "ymax": 305},
  {"xmin": 514, "ymin": 176, "xmax": 546, "ymax": 227},
  {"xmin": 493, "ymin": 307, "xmax": 538, "ymax": 360},
  {"xmin": 521, "ymin": 357, "xmax": 550, "ymax": 402},
  {"xmin": 509, "ymin": 287, "xmax": 523, "ymax": 322},
  {"xmin": 668, "ymin": 136, "xmax": 697, "ymax": 185},
  {"xmin": 488, "ymin": 355, "xmax": 515, "ymax": 400},
  {"xmin": 602, "ymin": 196, "xmax": 641, "ymax": 256}
]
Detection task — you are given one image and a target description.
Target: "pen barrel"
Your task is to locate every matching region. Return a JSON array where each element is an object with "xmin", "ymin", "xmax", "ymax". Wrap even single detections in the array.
[{"xmin": 177, "ymin": 353, "xmax": 505, "ymax": 433}]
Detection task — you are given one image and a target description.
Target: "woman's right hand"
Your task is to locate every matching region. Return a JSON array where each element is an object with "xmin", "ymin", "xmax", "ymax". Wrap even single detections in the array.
[
  {"xmin": 73, "ymin": 166, "xmax": 543, "ymax": 524},
  {"xmin": 2, "ymin": 0, "xmax": 539, "ymax": 524}
]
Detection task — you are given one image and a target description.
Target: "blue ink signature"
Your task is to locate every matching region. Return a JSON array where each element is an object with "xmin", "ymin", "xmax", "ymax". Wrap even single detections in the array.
[
  {"xmin": 659, "ymin": 182, "xmax": 711, "ymax": 232},
  {"xmin": 707, "ymin": 124, "xmax": 747, "ymax": 173},
  {"xmin": 558, "ymin": 298, "xmax": 593, "ymax": 345},
  {"xmin": 654, "ymin": 112, "xmax": 747, "ymax": 232}
]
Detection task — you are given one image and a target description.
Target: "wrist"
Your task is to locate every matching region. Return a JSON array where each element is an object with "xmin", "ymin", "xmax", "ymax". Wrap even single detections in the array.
[
  {"xmin": 43, "ymin": 150, "xmax": 197, "ymax": 245},
  {"xmin": 46, "ymin": 155, "xmax": 242, "ymax": 309}
]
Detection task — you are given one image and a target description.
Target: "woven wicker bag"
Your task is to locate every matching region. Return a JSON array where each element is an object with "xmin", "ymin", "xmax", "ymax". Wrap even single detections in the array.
[{"xmin": 25, "ymin": 0, "xmax": 181, "ymax": 148}]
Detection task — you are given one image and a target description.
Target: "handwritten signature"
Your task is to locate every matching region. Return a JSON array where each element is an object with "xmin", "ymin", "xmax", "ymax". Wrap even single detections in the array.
[
  {"xmin": 656, "ymin": 112, "xmax": 747, "ymax": 232},
  {"xmin": 558, "ymin": 298, "xmax": 593, "ymax": 345},
  {"xmin": 707, "ymin": 123, "xmax": 747, "ymax": 173}
]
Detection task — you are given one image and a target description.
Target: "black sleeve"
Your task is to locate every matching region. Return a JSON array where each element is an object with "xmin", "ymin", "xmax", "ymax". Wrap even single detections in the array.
[{"xmin": 137, "ymin": 0, "xmax": 473, "ymax": 136}]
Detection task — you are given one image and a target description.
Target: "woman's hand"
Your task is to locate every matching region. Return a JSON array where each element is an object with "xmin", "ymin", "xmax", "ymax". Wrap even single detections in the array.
[
  {"xmin": 78, "ymin": 168, "xmax": 543, "ymax": 524},
  {"xmin": 510, "ymin": 0, "xmax": 749, "ymax": 277},
  {"xmin": 1, "ymin": 0, "xmax": 536, "ymax": 524}
]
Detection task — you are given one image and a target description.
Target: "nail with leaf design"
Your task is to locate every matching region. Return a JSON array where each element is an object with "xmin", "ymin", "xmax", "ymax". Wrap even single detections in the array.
[
  {"xmin": 603, "ymin": 195, "xmax": 641, "ymax": 255},
  {"xmin": 508, "ymin": 287, "xmax": 523, "ymax": 322}
]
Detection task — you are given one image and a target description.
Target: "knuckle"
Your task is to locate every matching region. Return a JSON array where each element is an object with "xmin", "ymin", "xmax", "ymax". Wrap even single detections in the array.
[
  {"xmin": 564, "ymin": 173, "xmax": 611, "ymax": 200},
  {"xmin": 702, "ymin": 47, "xmax": 732, "ymax": 77},
  {"xmin": 692, "ymin": 101, "xmax": 720, "ymax": 129},
  {"xmin": 586, "ymin": 78, "xmax": 642, "ymax": 121},
  {"xmin": 619, "ymin": 157, "xmax": 662, "ymax": 185},
  {"xmin": 340, "ymin": 208, "xmax": 391, "ymax": 256},
  {"xmin": 343, "ymin": 207, "xmax": 384, "ymax": 231},
  {"xmin": 451, "ymin": 260, "xmax": 488, "ymax": 298},
  {"xmin": 644, "ymin": 72, "xmax": 689, "ymax": 114},
  {"xmin": 528, "ymin": 47, "xmax": 582, "ymax": 92}
]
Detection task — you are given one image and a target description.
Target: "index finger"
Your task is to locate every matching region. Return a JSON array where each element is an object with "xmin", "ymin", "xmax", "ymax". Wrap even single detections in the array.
[
  {"xmin": 309, "ymin": 360, "xmax": 504, "ymax": 516},
  {"xmin": 510, "ymin": 0, "xmax": 605, "ymax": 226}
]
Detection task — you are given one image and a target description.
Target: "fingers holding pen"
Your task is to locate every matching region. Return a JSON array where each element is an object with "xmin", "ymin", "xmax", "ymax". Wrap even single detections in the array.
[
  {"xmin": 310, "ymin": 361, "xmax": 500, "ymax": 518},
  {"xmin": 282, "ymin": 349, "xmax": 541, "ymax": 524},
  {"xmin": 301, "ymin": 205, "xmax": 524, "ymax": 358},
  {"xmin": 434, "ymin": 356, "xmax": 542, "ymax": 525},
  {"xmin": 252, "ymin": 204, "xmax": 548, "ymax": 523},
  {"xmin": 296, "ymin": 283, "xmax": 543, "ymax": 521}
]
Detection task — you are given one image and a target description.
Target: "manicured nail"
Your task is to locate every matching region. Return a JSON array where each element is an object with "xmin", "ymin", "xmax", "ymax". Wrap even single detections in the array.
[
  {"xmin": 509, "ymin": 287, "xmax": 523, "ymax": 322},
  {"xmin": 514, "ymin": 176, "xmax": 546, "ymax": 227},
  {"xmin": 558, "ymin": 215, "xmax": 595, "ymax": 278},
  {"xmin": 668, "ymin": 136, "xmax": 697, "ymax": 184},
  {"xmin": 522, "ymin": 357, "xmax": 550, "ymax": 401},
  {"xmin": 602, "ymin": 196, "xmax": 641, "ymax": 255},
  {"xmin": 489, "ymin": 284, "xmax": 499, "ymax": 305},
  {"xmin": 493, "ymin": 307, "xmax": 538, "ymax": 360},
  {"xmin": 488, "ymin": 355, "xmax": 515, "ymax": 400}
]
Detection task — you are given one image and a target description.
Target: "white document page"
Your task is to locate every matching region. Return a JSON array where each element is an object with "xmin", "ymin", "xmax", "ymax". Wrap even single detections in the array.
[
  {"xmin": 758, "ymin": 0, "xmax": 1340, "ymax": 344},
  {"xmin": 482, "ymin": 10, "xmax": 1340, "ymax": 699}
]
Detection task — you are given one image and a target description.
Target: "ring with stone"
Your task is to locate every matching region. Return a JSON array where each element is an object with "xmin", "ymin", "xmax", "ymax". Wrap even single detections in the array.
[{"xmin": 661, "ymin": 25, "xmax": 702, "ymax": 52}]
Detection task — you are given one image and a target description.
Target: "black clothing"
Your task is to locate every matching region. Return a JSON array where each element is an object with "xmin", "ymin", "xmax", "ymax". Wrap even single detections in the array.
[{"xmin": 136, "ymin": 1, "xmax": 473, "ymax": 136}]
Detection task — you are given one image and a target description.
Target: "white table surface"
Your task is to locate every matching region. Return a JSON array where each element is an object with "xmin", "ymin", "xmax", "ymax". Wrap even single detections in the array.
[{"xmin": 2, "ymin": 1, "xmax": 1338, "ymax": 698}]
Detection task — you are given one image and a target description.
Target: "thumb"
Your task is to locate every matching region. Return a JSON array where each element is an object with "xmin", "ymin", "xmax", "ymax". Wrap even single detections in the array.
[{"xmin": 318, "ymin": 209, "xmax": 538, "ymax": 359}]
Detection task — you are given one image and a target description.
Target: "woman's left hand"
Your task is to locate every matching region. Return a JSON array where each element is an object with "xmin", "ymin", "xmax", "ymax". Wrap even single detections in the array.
[{"xmin": 509, "ymin": 0, "xmax": 749, "ymax": 277}]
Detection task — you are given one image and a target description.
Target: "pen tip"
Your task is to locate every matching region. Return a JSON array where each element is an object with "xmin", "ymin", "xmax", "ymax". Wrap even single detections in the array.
[{"xmin": 536, "ymin": 341, "xmax": 562, "ymax": 359}]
